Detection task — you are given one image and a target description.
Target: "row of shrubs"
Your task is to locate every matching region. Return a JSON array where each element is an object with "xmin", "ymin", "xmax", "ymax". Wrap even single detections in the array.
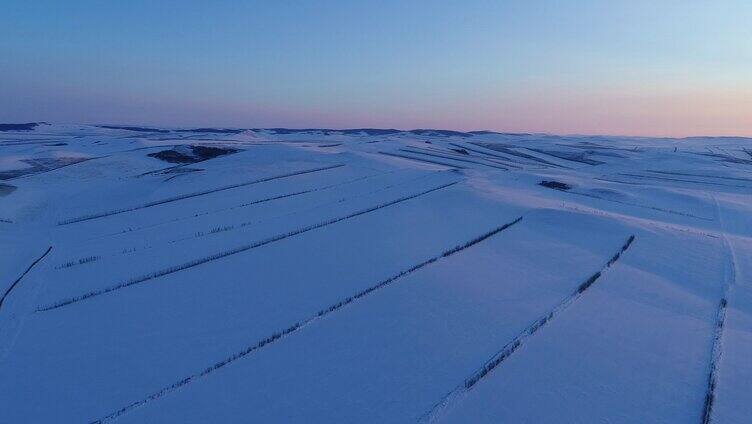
[
  {"xmin": 701, "ymin": 297, "xmax": 729, "ymax": 424},
  {"xmin": 400, "ymin": 148, "xmax": 508, "ymax": 171},
  {"xmin": 57, "ymin": 163, "xmax": 345, "ymax": 225},
  {"xmin": 92, "ymin": 216, "xmax": 524, "ymax": 423},
  {"xmin": 318, "ymin": 217, "xmax": 523, "ymax": 318},
  {"xmin": 40, "ymin": 179, "xmax": 461, "ymax": 312},
  {"xmin": 463, "ymin": 234, "xmax": 636, "ymax": 390},
  {"xmin": 124, "ymin": 173, "xmax": 377, "ymax": 246},
  {"xmin": 56, "ymin": 255, "xmax": 100, "ymax": 270}
]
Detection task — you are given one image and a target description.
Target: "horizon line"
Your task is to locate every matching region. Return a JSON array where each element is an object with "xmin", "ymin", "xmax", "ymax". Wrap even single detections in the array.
[{"xmin": 6, "ymin": 121, "xmax": 752, "ymax": 141}]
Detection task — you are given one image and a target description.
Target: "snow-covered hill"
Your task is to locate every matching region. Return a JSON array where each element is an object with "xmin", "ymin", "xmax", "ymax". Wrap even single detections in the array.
[{"xmin": 1, "ymin": 124, "xmax": 750, "ymax": 423}]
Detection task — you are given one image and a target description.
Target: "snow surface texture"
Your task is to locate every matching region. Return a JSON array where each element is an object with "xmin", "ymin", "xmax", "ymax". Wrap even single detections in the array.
[{"xmin": 0, "ymin": 124, "xmax": 750, "ymax": 423}]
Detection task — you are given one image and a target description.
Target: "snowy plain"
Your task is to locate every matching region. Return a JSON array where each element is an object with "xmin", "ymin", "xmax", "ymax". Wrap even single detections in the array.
[{"xmin": 0, "ymin": 123, "xmax": 750, "ymax": 423}]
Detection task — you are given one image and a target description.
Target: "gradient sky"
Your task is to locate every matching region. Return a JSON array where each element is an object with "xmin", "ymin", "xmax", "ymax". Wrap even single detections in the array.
[{"xmin": 1, "ymin": 0, "xmax": 750, "ymax": 136}]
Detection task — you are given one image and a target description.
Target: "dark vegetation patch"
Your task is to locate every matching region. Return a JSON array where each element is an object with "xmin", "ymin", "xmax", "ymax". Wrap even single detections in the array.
[
  {"xmin": 0, "ymin": 123, "xmax": 40, "ymax": 131},
  {"xmin": 539, "ymin": 180, "xmax": 571, "ymax": 190},
  {"xmin": 98, "ymin": 125, "xmax": 170, "ymax": 133},
  {"xmin": 147, "ymin": 145, "xmax": 238, "ymax": 164}
]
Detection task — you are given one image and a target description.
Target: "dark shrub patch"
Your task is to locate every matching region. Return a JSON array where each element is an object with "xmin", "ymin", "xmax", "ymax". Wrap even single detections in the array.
[
  {"xmin": 539, "ymin": 180, "xmax": 571, "ymax": 190},
  {"xmin": 0, "ymin": 123, "xmax": 39, "ymax": 131},
  {"xmin": 148, "ymin": 145, "xmax": 238, "ymax": 164}
]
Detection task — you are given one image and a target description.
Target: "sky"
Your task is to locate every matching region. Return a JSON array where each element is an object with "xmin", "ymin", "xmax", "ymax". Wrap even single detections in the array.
[{"xmin": 1, "ymin": 0, "xmax": 750, "ymax": 137}]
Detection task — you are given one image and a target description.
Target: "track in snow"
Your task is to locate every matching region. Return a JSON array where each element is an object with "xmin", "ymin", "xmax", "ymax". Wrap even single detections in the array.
[
  {"xmin": 88, "ymin": 216, "xmax": 523, "ymax": 424},
  {"xmin": 701, "ymin": 197, "xmax": 738, "ymax": 424},
  {"xmin": 39, "ymin": 180, "xmax": 461, "ymax": 311},
  {"xmin": 0, "ymin": 246, "xmax": 53, "ymax": 313}
]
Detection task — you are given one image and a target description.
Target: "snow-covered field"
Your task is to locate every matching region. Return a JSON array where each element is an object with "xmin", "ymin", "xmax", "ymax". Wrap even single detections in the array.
[{"xmin": 1, "ymin": 123, "xmax": 750, "ymax": 423}]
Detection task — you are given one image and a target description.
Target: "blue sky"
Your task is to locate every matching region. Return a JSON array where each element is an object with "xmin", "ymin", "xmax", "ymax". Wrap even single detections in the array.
[{"xmin": 1, "ymin": 0, "xmax": 750, "ymax": 136}]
